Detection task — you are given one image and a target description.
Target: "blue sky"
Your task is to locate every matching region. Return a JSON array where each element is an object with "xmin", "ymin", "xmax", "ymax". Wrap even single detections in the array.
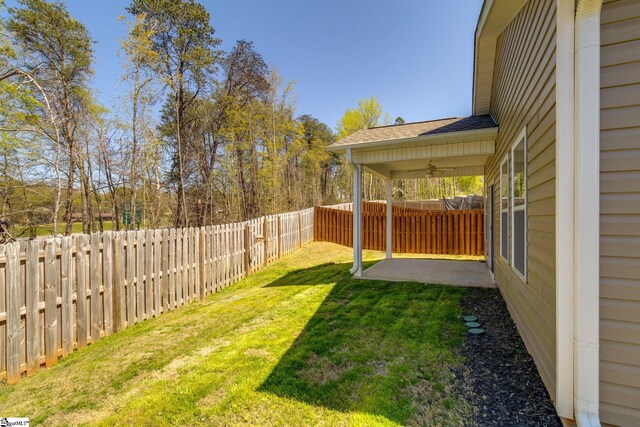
[{"xmin": 12, "ymin": 0, "xmax": 484, "ymax": 130}]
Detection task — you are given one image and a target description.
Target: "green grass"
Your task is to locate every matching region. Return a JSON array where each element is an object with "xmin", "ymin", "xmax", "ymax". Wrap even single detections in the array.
[
  {"xmin": 13, "ymin": 221, "xmax": 116, "ymax": 237},
  {"xmin": 0, "ymin": 243, "xmax": 471, "ymax": 426}
]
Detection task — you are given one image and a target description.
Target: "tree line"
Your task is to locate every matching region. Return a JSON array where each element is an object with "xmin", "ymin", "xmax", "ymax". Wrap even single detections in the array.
[
  {"xmin": 0, "ymin": 0, "xmax": 482, "ymax": 239},
  {"xmin": 0, "ymin": 0, "xmax": 351, "ymax": 237}
]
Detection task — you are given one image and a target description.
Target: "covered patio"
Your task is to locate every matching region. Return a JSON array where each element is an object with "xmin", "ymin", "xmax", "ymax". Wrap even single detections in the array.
[
  {"xmin": 361, "ymin": 258, "xmax": 496, "ymax": 288},
  {"xmin": 326, "ymin": 115, "xmax": 499, "ymax": 282}
]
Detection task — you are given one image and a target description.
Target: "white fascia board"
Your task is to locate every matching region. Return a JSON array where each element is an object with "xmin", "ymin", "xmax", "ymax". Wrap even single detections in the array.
[
  {"xmin": 326, "ymin": 128, "xmax": 498, "ymax": 155},
  {"xmin": 353, "ymin": 140, "xmax": 495, "ymax": 165}
]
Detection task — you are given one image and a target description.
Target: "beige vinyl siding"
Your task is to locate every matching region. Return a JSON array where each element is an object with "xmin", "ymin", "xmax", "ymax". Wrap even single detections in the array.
[
  {"xmin": 484, "ymin": 0, "xmax": 558, "ymax": 401},
  {"xmin": 600, "ymin": 1, "xmax": 640, "ymax": 425}
]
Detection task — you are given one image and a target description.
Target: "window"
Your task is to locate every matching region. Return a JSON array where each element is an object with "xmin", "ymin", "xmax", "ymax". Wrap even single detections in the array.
[
  {"xmin": 500, "ymin": 158, "xmax": 509, "ymax": 260},
  {"xmin": 511, "ymin": 130, "xmax": 527, "ymax": 278}
]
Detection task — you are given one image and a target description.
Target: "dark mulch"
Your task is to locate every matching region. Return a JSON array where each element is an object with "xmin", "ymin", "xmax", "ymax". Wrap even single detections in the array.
[{"xmin": 456, "ymin": 287, "xmax": 562, "ymax": 427}]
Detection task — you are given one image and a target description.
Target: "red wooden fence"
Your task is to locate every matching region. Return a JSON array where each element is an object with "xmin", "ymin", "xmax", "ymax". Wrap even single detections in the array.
[{"xmin": 314, "ymin": 205, "xmax": 485, "ymax": 256}]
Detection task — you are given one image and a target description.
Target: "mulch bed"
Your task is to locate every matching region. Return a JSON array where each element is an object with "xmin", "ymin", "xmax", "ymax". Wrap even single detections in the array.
[{"xmin": 456, "ymin": 287, "xmax": 562, "ymax": 427}]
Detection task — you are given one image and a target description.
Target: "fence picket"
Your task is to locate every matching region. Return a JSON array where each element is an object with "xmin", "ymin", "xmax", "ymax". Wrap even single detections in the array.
[
  {"xmin": 154, "ymin": 229, "xmax": 162, "ymax": 316},
  {"xmin": 136, "ymin": 230, "xmax": 145, "ymax": 321},
  {"xmin": 61, "ymin": 236, "xmax": 73, "ymax": 356},
  {"xmin": 113, "ymin": 232, "xmax": 125, "ymax": 332},
  {"xmin": 126, "ymin": 231, "xmax": 136, "ymax": 325},
  {"xmin": 162, "ymin": 229, "xmax": 169, "ymax": 313},
  {"xmin": 6, "ymin": 243, "xmax": 20, "ymax": 383},
  {"xmin": 76, "ymin": 235, "xmax": 88, "ymax": 348},
  {"xmin": 90, "ymin": 233, "xmax": 101, "ymax": 343},
  {"xmin": 26, "ymin": 240, "xmax": 40, "ymax": 375},
  {"xmin": 103, "ymin": 232, "xmax": 113, "ymax": 335},
  {"xmin": 169, "ymin": 228, "xmax": 176, "ymax": 310},
  {"xmin": 44, "ymin": 239, "xmax": 59, "ymax": 366},
  {"xmin": 145, "ymin": 229, "xmax": 153, "ymax": 318}
]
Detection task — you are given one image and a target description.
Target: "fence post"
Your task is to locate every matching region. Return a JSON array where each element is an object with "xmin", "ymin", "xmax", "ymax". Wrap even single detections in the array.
[
  {"xmin": 103, "ymin": 232, "xmax": 113, "ymax": 335},
  {"xmin": 277, "ymin": 215, "xmax": 282, "ymax": 259},
  {"xmin": 5, "ymin": 243, "xmax": 20, "ymax": 384},
  {"xmin": 113, "ymin": 232, "xmax": 123, "ymax": 332},
  {"xmin": 199, "ymin": 227, "xmax": 206, "ymax": 300},
  {"xmin": 244, "ymin": 223, "xmax": 251, "ymax": 275},
  {"xmin": 297, "ymin": 211, "xmax": 302, "ymax": 248},
  {"xmin": 263, "ymin": 217, "xmax": 269, "ymax": 267},
  {"xmin": 61, "ymin": 236, "xmax": 73, "ymax": 356},
  {"xmin": 45, "ymin": 238, "xmax": 59, "ymax": 367},
  {"xmin": 90, "ymin": 232, "xmax": 101, "ymax": 344},
  {"xmin": 26, "ymin": 239, "xmax": 40, "ymax": 375}
]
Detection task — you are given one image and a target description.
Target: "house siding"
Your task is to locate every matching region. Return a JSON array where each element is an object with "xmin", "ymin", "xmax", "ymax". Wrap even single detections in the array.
[
  {"xmin": 600, "ymin": 0, "xmax": 640, "ymax": 425},
  {"xmin": 484, "ymin": 0, "xmax": 558, "ymax": 402}
]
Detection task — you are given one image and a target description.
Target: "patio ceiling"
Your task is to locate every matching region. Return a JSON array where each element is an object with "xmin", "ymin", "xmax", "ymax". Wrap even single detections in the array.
[{"xmin": 327, "ymin": 115, "xmax": 498, "ymax": 179}]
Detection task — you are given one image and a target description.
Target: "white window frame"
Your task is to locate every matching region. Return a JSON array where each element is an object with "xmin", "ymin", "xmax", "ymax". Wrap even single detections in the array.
[
  {"xmin": 499, "ymin": 156, "xmax": 509, "ymax": 262},
  {"xmin": 510, "ymin": 127, "xmax": 527, "ymax": 281}
]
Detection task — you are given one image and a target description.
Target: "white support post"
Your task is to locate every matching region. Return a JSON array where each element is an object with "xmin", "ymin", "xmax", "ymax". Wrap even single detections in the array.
[
  {"xmin": 350, "ymin": 163, "xmax": 363, "ymax": 277},
  {"xmin": 385, "ymin": 179, "xmax": 393, "ymax": 259},
  {"xmin": 555, "ymin": 0, "xmax": 575, "ymax": 419},
  {"xmin": 574, "ymin": 1, "xmax": 602, "ymax": 425}
]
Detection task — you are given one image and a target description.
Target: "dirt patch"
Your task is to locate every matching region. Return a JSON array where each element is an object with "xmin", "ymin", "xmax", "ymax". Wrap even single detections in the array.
[
  {"xmin": 237, "ymin": 313, "xmax": 274, "ymax": 334},
  {"xmin": 368, "ymin": 360, "xmax": 388, "ymax": 377},
  {"xmin": 244, "ymin": 348, "xmax": 270, "ymax": 358},
  {"xmin": 456, "ymin": 288, "xmax": 562, "ymax": 427},
  {"xmin": 298, "ymin": 353, "xmax": 353, "ymax": 385}
]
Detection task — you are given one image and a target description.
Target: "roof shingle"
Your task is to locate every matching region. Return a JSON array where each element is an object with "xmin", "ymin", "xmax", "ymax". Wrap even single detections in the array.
[{"xmin": 331, "ymin": 115, "xmax": 497, "ymax": 147}]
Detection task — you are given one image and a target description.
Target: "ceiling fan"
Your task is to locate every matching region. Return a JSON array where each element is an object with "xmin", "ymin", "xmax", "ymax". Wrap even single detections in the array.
[{"xmin": 424, "ymin": 161, "xmax": 455, "ymax": 177}]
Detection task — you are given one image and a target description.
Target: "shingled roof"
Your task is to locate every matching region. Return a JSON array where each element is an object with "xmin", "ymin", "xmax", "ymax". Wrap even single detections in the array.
[{"xmin": 330, "ymin": 115, "xmax": 497, "ymax": 148}]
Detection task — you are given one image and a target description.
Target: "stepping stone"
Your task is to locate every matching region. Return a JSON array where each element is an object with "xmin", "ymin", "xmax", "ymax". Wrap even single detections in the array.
[
  {"xmin": 465, "ymin": 321, "xmax": 481, "ymax": 328},
  {"xmin": 468, "ymin": 328, "xmax": 485, "ymax": 334},
  {"xmin": 463, "ymin": 315, "xmax": 477, "ymax": 322}
]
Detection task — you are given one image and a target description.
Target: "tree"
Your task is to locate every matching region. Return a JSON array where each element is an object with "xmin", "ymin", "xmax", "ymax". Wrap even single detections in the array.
[
  {"xmin": 336, "ymin": 96, "xmax": 383, "ymax": 139},
  {"xmin": 119, "ymin": 13, "xmax": 159, "ymax": 229},
  {"xmin": 394, "ymin": 116, "xmax": 405, "ymax": 125},
  {"xmin": 6, "ymin": 0, "xmax": 94, "ymax": 235},
  {"xmin": 298, "ymin": 114, "xmax": 335, "ymax": 205},
  {"xmin": 127, "ymin": 0, "xmax": 221, "ymax": 227},
  {"xmin": 336, "ymin": 96, "xmax": 386, "ymax": 200},
  {"xmin": 211, "ymin": 40, "xmax": 269, "ymax": 222}
]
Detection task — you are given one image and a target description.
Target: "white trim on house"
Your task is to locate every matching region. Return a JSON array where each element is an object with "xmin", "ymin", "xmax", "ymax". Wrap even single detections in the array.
[
  {"xmin": 574, "ymin": 1, "xmax": 603, "ymax": 425},
  {"xmin": 385, "ymin": 179, "xmax": 393, "ymax": 259},
  {"xmin": 510, "ymin": 128, "xmax": 527, "ymax": 282},
  {"xmin": 500, "ymin": 156, "xmax": 509, "ymax": 262},
  {"xmin": 347, "ymin": 148, "xmax": 363, "ymax": 277},
  {"xmin": 555, "ymin": 0, "xmax": 575, "ymax": 419}
]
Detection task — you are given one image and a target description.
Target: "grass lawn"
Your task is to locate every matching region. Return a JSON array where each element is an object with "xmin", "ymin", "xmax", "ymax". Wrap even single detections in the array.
[
  {"xmin": 0, "ymin": 242, "xmax": 473, "ymax": 426},
  {"xmin": 13, "ymin": 221, "xmax": 115, "ymax": 238}
]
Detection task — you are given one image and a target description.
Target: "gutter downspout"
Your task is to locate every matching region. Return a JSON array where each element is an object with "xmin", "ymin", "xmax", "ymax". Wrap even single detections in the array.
[{"xmin": 574, "ymin": 1, "xmax": 602, "ymax": 425}]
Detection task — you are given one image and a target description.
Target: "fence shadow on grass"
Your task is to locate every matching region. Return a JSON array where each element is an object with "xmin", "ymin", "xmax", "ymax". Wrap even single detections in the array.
[
  {"xmin": 263, "ymin": 260, "xmax": 378, "ymax": 288},
  {"xmin": 258, "ymin": 260, "xmax": 466, "ymax": 424}
]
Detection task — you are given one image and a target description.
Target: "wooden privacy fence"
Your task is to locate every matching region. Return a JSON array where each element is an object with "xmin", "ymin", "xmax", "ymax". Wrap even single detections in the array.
[
  {"xmin": 0, "ymin": 207, "xmax": 313, "ymax": 384},
  {"xmin": 314, "ymin": 206, "xmax": 484, "ymax": 256}
]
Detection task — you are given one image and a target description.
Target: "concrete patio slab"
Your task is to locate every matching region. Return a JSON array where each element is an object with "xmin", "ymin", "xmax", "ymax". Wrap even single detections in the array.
[{"xmin": 359, "ymin": 258, "xmax": 496, "ymax": 288}]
